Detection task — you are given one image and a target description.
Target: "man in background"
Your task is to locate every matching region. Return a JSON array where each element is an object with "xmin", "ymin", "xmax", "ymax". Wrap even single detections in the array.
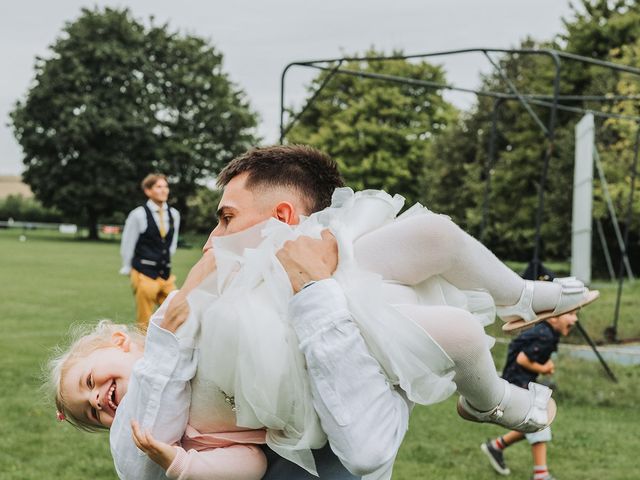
[{"xmin": 120, "ymin": 173, "xmax": 180, "ymax": 330}]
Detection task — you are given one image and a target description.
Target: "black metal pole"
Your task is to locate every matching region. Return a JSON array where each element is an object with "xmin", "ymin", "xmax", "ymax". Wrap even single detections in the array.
[
  {"xmin": 530, "ymin": 52, "xmax": 562, "ymax": 280},
  {"xmin": 281, "ymin": 53, "xmax": 640, "ymax": 144},
  {"xmin": 279, "ymin": 63, "xmax": 292, "ymax": 144},
  {"xmin": 574, "ymin": 321, "xmax": 618, "ymax": 382},
  {"xmin": 480, "ymin": 98, "xmax": 502, "ymax": 242},
  {"xmin": 280, "ymin": 61, "xmax": 343, "ymax": 143}
]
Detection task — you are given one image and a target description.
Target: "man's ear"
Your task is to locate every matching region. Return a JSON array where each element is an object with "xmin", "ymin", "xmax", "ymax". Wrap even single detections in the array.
[
  {"xmin": 111, "ymin": 331, "xmax": 131, "ymax": 352},
  {"xmin": 273, "ymin": 201, "xmax": 300, "ymax": 225}
]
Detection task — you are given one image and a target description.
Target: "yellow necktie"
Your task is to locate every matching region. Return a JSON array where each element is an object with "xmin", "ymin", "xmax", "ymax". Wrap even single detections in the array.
[{"xmin": 158, "ymin": 208, "xmax": 166, "ymax": 238}]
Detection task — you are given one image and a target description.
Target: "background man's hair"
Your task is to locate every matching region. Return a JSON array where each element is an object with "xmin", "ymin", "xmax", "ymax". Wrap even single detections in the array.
[
  {"xmin": 141, "ymin": 173, "xmax": 168, "ymax": 191},
  {"xmin": 217, "ymin": 145, "xmax": 344, "ymax": 213}
]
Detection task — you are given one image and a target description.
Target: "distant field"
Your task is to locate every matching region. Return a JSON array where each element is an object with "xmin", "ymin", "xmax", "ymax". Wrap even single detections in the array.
[{"xmin": 0, "ymin": 229, "xmax": 637, "ymax": 480}]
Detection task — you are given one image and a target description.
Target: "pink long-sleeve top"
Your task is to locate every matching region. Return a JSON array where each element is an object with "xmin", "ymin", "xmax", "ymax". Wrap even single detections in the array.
[{"xmin": 166, "ymin": 426, "xmax": 267, "ymax": 480}]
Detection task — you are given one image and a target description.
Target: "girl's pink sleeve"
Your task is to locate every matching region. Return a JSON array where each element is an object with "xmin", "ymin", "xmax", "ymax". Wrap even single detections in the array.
[{"xmin": 166, "ymin": 445, "xmax": 267, "ymax": 480}]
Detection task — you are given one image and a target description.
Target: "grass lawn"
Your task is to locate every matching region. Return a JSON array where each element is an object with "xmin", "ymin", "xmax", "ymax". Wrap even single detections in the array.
[{"xmin": 0, "ymin": 229, "xmax": 638, "ymax": 479}]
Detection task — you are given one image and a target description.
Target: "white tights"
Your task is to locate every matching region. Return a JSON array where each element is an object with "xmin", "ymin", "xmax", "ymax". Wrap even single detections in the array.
[
  {"xmin": 354, "ymin": 211, "xmax": 560, "ymax": 310},
  {"xmin": 394, "ymin": 304, "xmax": 528, "ymax": 420},
  {"xmin": 352, "ymin": 211, "xmax": 559, "ymax": 418}
]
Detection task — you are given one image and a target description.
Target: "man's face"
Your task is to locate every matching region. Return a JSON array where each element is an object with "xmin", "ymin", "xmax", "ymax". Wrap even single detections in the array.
[
  {"xmin": 60, "ymin": 337, "xmax": 143, "ymax": 429},
  {"xmin": 205, "ymin": 172, "xmax": 274, "ymax": 245},
  {"xmin": 144, "ymin": 179, "xmax": 170, "ymax": 204},
  {"xmin": 550, "ymin": 310, "xmax": 578, "ymax": 336}
]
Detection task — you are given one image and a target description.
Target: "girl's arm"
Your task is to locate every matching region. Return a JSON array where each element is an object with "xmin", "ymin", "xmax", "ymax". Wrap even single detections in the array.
[{"xmin": 132, "ymin": 423, "xmax": 266, "ymax": 480}]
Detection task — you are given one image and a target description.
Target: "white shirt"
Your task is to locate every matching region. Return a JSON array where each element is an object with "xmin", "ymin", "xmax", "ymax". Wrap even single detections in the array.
[
  {"xmin": 110, "ymin": 281, "xmax": 411, "ymax": 480},
  {"xmin": 119, "ymin": 199, "xmax": 180, "ymax": 275},
  {"xmin": 290, "ymin": 280, "xmax": 411, "ymax": 479},
  {"xmin": 110, "ymin": 291, "xmax": 198, "ymax": 480}
]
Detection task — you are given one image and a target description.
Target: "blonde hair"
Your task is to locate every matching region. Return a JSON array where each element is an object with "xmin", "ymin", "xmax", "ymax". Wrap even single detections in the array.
[{"xmin": 43, "ymin": 320, "xmax": 145, "ymax": 432}]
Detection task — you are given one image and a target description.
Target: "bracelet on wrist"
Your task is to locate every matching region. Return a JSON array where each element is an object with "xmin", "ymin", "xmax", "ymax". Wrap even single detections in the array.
[{"xmin": 301, "ymin": 280, "xmax": 317, "ymax": 290}]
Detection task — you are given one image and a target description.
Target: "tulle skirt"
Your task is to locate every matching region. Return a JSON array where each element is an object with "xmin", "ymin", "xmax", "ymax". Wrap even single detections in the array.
[{"xmin": 188, "ymin": 188, "xmax": 495, "ymax": 475}]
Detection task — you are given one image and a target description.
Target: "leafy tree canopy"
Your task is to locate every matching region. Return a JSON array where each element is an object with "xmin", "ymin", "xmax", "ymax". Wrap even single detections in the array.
[
  {"xmin": 285, "ymin": 50, "xmax": 458, "ymax": 207},
  {"xmin": 11, "ymin": 7, "xmax": 257, "ymax": 238},
  {"xmin": 430, "ymin": 1, "xmax": 640, "ymax": 262}
]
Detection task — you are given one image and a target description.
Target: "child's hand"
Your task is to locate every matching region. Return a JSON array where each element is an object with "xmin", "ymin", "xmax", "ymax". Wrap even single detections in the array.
[
  {"xmin": 541, "ymin": 359, "xmax": 555, "ymax": 375},
  {"xmin": 131, "ymin": 420, "xmax": 177, "ymax": 471},
  {"xmin": 161, "ymin": 250, "xmax": 217, "ymax": 333},
  {"xmin": 162, "ymin": 292, "xmax": 191, "ymax": 333}
]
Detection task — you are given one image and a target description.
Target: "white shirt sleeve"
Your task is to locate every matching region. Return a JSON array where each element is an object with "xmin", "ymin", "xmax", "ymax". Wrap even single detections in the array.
[
  {"xmin": 289, "ymin": 279, "xmax": 412, "ymax": 478},
  {"xmin": 110, "ymin": 291, "xmax": 199, "ymax": 480},
  {"xmin": 170, "ymin": 208, "xmax": 180, "ymax": 256},
  {"xmin": 119, "ymin": 207, "xmax": 146, "ymax": 275}
]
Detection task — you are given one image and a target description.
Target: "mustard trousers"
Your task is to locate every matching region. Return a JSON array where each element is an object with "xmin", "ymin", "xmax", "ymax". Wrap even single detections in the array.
[{"xmin": 130, "ymin": 268, "xmax": 176, "ymax": 330}]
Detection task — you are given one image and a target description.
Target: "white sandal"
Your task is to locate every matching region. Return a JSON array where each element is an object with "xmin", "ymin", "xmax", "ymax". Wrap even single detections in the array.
[
  {"xmin": 497, "ymin": 277, "xmax": 600, "ymax": 333},
  {"xmin": 457, "ymin": 381, "xmax": 556, "ymax": 434}
]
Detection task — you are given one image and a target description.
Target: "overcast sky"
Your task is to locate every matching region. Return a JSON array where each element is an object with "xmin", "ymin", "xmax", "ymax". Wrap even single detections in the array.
[{"xmin": 0, "ymin": 0, "xmax": 576, "ymax": 176}]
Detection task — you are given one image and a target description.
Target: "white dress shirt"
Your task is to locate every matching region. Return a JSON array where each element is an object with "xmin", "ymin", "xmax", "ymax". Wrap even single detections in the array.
[
  {"xmin": 119, "ymin": 199, "xmax": 180, "ymax": 275},
  {"xmin": 290, "ymin": 280, "xmax": 411, "ymax": 479},
  {"xmin": 110, "ymin": 281, "xmax": 410, "ymax": 480},
  {"xmin": 110, "ymin": 291, "xmax": 198, "ymax": 480}
]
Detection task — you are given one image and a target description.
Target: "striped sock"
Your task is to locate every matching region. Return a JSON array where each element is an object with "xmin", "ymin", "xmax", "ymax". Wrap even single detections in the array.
[
  {"xmin": 533, "ymin": 464, "xmax": 549, "ymax": 480},
  {"xmin": 492, "ymin": 436, "xmax": 507, "ymax": 451}
]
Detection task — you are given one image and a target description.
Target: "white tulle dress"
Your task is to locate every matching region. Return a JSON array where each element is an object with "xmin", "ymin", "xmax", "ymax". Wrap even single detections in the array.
[{"xmin": 186, "ymin": 188, "xmax": 496, "ymax": 474}]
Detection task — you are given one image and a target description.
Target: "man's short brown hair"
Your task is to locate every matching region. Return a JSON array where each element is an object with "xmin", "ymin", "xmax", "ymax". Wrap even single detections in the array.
[
  {"xmin": 141, "ymin": 174, "xmax": 168, "ymax": 191},
  {"xmin": 217, "ymin": 145, "xmax": 344, "ymax": 214}
]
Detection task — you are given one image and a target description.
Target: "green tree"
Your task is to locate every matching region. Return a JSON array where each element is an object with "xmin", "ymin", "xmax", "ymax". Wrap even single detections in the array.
[
  {"xmin": 429, "ymin": 39, "xmax": 577, "ymax": 260},
  {"xmin": 562, "ymin": 0, "xmax": 640, "ymax": 60},
  {"xmin": 186, "ymin": 185, "xmax": 222, "ymax": 234},
  {"xmin": 285, "ymin": 51, "xmax": 457, "ymax": 207},
  {"xmin": 429, "ymin": 0, "xmax": 640, "ymax": 261},
  {"xmin": 591, "ymin": 39, "xmax": 640, "ymax": 271},
  {"xmin": 10, "ymin": 7, "xmax": 257, "ymax": 238},
  {"xmin": 560, "ymin": 0, "xmax": 640, "ymax": 271},
  {"xmin": 0, "ymin": 194, "xmax": 62, "ymax": 223}
]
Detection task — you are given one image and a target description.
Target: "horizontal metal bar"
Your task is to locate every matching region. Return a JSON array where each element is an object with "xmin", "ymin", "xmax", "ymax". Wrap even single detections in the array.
[
  {"xmin": 286, "ymin": 47, "xmax": 640, "ymax": 77},
  {"xmin": 307, "ymin": 64, "xmax": 640, "ymax": 122}
]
